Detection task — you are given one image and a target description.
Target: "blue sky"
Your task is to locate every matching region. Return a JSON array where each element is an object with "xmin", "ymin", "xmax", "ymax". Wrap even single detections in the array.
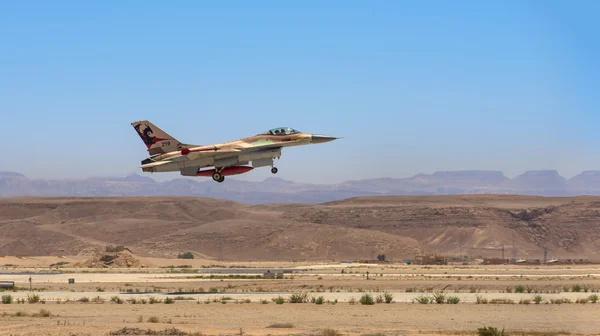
[{"xmin": 1, "ymin": 1, "xmax": 598, "ymax": 184}]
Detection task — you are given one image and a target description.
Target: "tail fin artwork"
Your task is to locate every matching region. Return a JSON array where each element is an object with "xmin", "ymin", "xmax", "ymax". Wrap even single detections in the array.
[{"xmin": 131, "ymin": 120, "xmax": 182, "ymax": 155}]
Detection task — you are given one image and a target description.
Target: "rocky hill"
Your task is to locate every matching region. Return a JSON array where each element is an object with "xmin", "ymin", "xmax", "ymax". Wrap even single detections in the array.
[
  {"xmin": 2, "ymin": 170, "xmax": 600, "ymax": 204},
  {"xmin": 1, "ymin": 195, "xmax": 599, "ymax": 261}
]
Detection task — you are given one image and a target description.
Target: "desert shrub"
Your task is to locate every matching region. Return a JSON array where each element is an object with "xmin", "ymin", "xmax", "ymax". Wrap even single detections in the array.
[
  {"xmin": 266, "ymin": 323, "xmax": 294, "ymax": 328},
  {"xmin": 105, "ymin": 245, "xmax": 125, "ymax": 252},
  {"xmin": 148, "ymin": 297, "xmax": 161, "ymax": 304},
  {"xmin": 320, "ymin": 328, "xmax": 343, "ymax": 336},
  {"xmin": 26, "ymin": 294, "xmax": 40, "ymax": 304},
  {"xmin": 261, "ymin": 299, "xmax": 269, "ymax": 304},
  {"xmin": 514, "ymin": 285, "xmax": 525, "ymax": 293},
  {"xmin": 108, "ymin": 327, "xmax": 203, "ymax": 336},
  {"xmin": 575, "ymin": 298, "xmax": 589, "ymax": 304},
  {"xmin": 273, "ymin": 296, "xmax": 285, "ymax": 304},
  {"xmin": 360, "ymin": 294, "xmax": 374, "ymax": 305},
  {"xmin": 518, "ymin": 299, "xmax": 531, "ymax": 305},
  {"xmin": 2, "ymin": 295, "xmax": 13, "ymax": 304},
  {"xmin": 533, "ymin": 295, "xmax": 543, "ymax": 304},
  {"xmin": 376, "ymin": 294, "xmax": 384, "ymax": 303},
  {"xmin": 415, "ymin": 295, "xmax": 430, "ymax": 304},
  {"xmin": 164, "ymin": 297, "xmax": 174, "ymax": 304},
  {"xmin": 589, "ymin": 294, "xmax": 599, "ymax": 303},
  {"xmin": 572, "ymin": 284, "xmax": 582, "ymax": 292},
  {"xmin": 32, "ymin": 309, "xmax": 51, "ymax": 317},
  {"xmin": 147, "ymin": 316, "xmax": 159, "ymax": 323},
  {"xmin": 477, "ymin": 326, "xmax": 506, "ymax": 336},
  {"xmin": 14, "ymin": 311, "xmax": 27, "ymax": 316},
  {"xmin": 177, "ymin": 252, "xmax": 194, "ymax": 259},
  {"xmin": 348, "ymin": 297, "xmax": 357, "ymax": 305},
  {"xmin": 432, "ymin": 292, "xmax": 446, "ymax": 304},
  {"xmin": 315, "ymin": 296, "xmax": 325, "ymax": 305},
  {"xmin": 110, "ymin": 296, "xmax": 123, "ymax": 304},
  {"xmin": 91, "ymin": 296, "xmax": 104, "ymax": 303},
  {"xmin": 384, "ymin": 292, "xmax": 393, "ymax": 303},
  {"xmin": 288, "ymin": 293, "xmax": 309, "ymax": 303},
  {"xmin": 476, "ymin": 295, "xmax": 488, "ymax": 304},
  {"xmin": 446, "ymin": 296, "xmax": 460, "ymax": 304},
  {"xmin": 489, "ymin": 298, "xmax": 514, "ymax": 304}
]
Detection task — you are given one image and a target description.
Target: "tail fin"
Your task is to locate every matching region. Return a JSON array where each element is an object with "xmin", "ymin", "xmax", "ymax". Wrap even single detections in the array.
[{"xmin": 131, "ymin": 120, "xmax": 182, "ymax": 155}]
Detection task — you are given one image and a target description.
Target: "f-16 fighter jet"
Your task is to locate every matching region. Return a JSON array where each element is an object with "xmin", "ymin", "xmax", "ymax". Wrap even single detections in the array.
[{"xmin": 131, "ymin": 120, "xmax": 340, "ymax": 182}]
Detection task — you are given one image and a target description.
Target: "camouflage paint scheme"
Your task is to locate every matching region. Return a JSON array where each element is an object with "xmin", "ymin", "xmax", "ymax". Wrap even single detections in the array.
[{"xmin": 131, "ymin": 120, "xmax": 339, "ymax": 181}]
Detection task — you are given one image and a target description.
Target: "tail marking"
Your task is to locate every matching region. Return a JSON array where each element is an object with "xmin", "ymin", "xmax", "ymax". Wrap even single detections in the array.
[{"xmin": 134, "ymin": 122, "xmax": 171, "ymax": 149}]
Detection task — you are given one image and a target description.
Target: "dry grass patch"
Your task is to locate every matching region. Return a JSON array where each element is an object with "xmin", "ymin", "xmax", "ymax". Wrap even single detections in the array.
[
  {"xmin": 489, "ymin": 298, "xmax": 515, "ymax": 304},
  {"xmin": 266, "ymin": 322, "xmax": 294, "ymax": 328},
  {"xmin": 32, "ymin": 309, "xmax": 52, "ymax": 317},
  {"xmin": 320, "ymin": 329, "xmax": 344, "ymax": 336},
  {"xmin": 108, "ymin": 327, "xmax": 204, "ymax": 335},
  {"xmin": 511, "ymin": 332, "xmax": 573, "ymax": 336}
]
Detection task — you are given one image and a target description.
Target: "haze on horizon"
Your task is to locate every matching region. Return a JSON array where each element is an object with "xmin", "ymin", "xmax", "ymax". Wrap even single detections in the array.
[{"xmin": 1, "ymin": 1, "xmax": 598, "ymax": 184}]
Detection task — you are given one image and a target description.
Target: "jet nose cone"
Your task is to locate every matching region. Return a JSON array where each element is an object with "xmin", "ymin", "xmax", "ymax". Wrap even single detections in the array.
[{"xmin": 311, "ymin": 135, "xmax": 340, "ymax": 144}]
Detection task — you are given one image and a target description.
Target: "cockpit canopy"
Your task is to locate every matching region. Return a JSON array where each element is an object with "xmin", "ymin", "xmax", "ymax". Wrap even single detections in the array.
[{"xmin": 260, "ymin": 127, "xmax": 302, "ymax": 136}]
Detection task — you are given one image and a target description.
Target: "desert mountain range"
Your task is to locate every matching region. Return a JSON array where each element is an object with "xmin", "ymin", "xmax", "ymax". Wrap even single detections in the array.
[
  {"xmin": 1, "ymin": 195, "xmax": 599, "ymax": 261},
  {"xmin": 2, "ymin": 170, "xmax": 600, "ymax": 204}
]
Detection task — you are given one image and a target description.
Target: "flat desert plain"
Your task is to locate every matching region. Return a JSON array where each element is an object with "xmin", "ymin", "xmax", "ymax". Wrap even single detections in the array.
[
  {"xmin": 1, "ymin": 260, "xmax": 600, "ymax": 336},
  {"xmin": 2, "ymin": 195, "xmax": 600, "ymax": 335}
]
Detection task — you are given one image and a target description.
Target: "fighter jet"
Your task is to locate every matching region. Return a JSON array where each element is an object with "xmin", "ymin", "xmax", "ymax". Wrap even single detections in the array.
[{"xmin": 131, "ymin": 120, "xmax": 340, "ymax": 182}]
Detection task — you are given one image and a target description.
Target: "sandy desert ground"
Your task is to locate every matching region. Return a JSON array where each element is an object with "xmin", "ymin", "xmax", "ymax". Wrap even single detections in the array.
[
  {"xmin": 3, "ymin": 195, "xmax": 600, "ymax": 335},
  {"xmin": 2, "ymin": 259, "xmax": 600, "ymax": 336}
]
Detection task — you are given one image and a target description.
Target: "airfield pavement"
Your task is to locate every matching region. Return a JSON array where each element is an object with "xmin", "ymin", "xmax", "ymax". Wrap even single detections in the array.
[{"xmin": 1, "ymin": 260, "xmax": 600, "ymax": 335}]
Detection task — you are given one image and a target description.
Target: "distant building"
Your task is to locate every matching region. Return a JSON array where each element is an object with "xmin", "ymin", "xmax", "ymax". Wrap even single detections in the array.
[
  {"xmin": 482, "ymin": 258, "xmax": 509, "ymax": 265},
  {"xmin": 360, "ymin": 259, "xmax": 384, "ymax": 264},
  {"xmin": 0, "ymin": 281, "xmax": 14, "ymax": 289},
  {"xmin": 413, "ymin": 255, "xmax": 447, "ymax": 265}
]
